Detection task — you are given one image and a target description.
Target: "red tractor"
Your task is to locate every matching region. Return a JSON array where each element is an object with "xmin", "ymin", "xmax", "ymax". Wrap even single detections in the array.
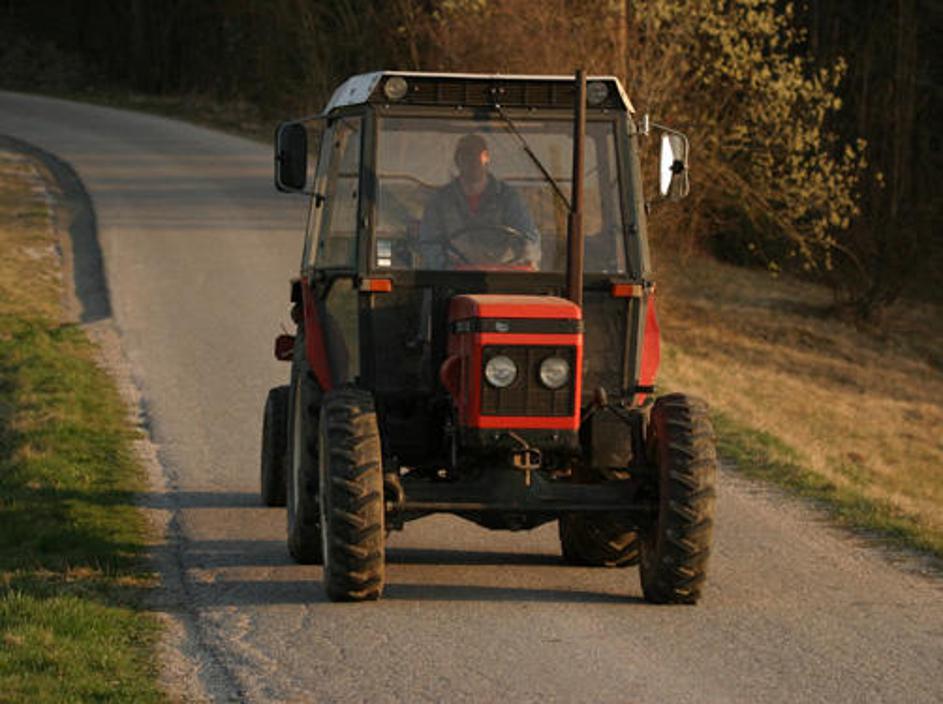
[{"xmin": 261, "ymin": 71, "xmax": 717, "ymax": 603}]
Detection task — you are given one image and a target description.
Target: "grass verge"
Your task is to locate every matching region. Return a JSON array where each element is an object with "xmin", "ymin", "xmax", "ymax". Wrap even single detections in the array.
[
  {"xmin": 0, "ymin": 152, "xmax": 164, "ymax": 701},
  {"xmin": 712, "ymin": 412, "xmax": 940, "ymax": 557},
  {"xmin": 658, "ymin": 253, "xmax": 943, "ymax": 563}
]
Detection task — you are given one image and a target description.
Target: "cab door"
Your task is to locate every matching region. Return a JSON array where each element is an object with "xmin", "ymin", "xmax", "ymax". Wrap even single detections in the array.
[{"xmin": 303, "ymin": 114, "xmax": 364, "ymax": 387}]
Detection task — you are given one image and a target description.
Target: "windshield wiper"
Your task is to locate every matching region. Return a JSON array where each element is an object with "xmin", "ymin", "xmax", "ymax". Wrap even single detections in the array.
[{"xmin": 492, "ymin": 103, "xmax": 571, "ymax": 210}]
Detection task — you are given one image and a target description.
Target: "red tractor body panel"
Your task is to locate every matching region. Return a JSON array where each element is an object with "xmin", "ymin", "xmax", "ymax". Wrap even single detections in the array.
[
  {"xmin": 301, "ymin": 276, "xmax": 334, "ymax": 392},
  {"xmin": 634, "ymin": 295, "xmax": 661, "ymax": 406},
  {"xmin": 446, "ymin": 294, "xmax": 583, "ymax": 432},
  {"xmin": 448, "ymin": 294, "xmax": 582, "ymax": 321}
]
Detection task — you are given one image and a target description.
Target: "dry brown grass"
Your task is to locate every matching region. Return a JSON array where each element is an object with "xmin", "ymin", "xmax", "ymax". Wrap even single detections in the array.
[
  {"xmin": 0, "ymin": 153, "xmax": 62, "ymax": 322},
  {"xmin": 655, "ymin": 251, "xmax": 943, "ymax": 552}
]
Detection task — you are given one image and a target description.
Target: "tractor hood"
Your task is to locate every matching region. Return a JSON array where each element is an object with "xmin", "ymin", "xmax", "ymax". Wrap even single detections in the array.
[
  {"xmin": 448, "ymin": 294, "xmax": 581, "ymax": 327},
  {"xmin": 443, "ymin": 294, "xmax": 583, "ymax": 442}
]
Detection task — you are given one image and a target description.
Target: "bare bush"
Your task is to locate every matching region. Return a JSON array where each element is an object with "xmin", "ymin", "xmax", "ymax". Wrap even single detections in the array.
[{"xmin": 400, "ymin": 0, "xmax": 865, "ymax": 276}]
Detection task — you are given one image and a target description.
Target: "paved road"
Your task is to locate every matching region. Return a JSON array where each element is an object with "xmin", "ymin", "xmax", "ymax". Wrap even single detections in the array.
[{"xmin": 2, "ymin": 92, "xmax": 941, "ymax": 703}]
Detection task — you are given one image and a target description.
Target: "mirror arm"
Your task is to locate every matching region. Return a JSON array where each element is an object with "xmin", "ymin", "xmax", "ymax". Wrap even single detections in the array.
[
  {"xmin": 648, "ymin": 120, "xmax": 686, "ymax": 138},
  {"xmin": 638, "ymin": 115, "xmax": 689, "ymax": 146}
]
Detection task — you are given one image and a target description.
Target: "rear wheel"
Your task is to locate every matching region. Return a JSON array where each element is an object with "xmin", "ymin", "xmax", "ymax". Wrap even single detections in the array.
[
  {"xmin": 318, "ymin": 388, "xmax": 385, "ymax": 602},
  {"xmin": 639, "ymin": 393, "xmax": 717, "ymax": 604},
  {"xmin": 260, "ymin": 385, "xmax": 289, "ymax": 507},
  {"xmin": 286, "ymin": 371, "xmax": 323, "ymax": 564},
  {"xmin": 559, "ymin": 513, "xmax": 639, "ymax": 567}
]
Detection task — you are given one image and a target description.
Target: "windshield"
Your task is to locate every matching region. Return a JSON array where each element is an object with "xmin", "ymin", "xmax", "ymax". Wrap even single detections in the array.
[{"xmin": 374, "ymin": 116, "xmax": 627, "ymax": 274}]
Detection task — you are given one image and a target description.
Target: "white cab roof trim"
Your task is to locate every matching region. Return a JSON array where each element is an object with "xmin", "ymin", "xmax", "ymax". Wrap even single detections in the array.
[{"xmin": 323, "ymin": 71, "xmax": 634, "ymax": 114}]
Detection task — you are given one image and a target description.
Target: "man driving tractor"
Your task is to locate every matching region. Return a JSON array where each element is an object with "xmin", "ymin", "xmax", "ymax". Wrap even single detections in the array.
[
  {"xmin": 267, "ymin": 71, "xmax": 714, "ymax": 606},
  {"xmin": 419, "ymin": 133, "xmax": 541, "ymax": 269}
]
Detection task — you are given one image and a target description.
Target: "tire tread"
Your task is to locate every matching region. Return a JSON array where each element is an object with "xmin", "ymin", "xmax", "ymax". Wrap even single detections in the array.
[
  {"xmin": 640, "ymin": 393, "xmax": 717, "ymax": 604},
  {"xmin": 260, "ymin": 386, "xmax": 289, "ymax": 507},
  {"xmin": 320, "ymin": 388, "xmax": 385, "ymax": 602}
]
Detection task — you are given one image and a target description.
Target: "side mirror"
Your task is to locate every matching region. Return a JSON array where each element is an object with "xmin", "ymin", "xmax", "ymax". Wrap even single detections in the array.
[
  {"xmin": 659, "ymin": 132, "xmax": 689, "ymax": 201},
  {"xmin": 275, "ymin": 122, "xmax": 308, "ymax": 192}
]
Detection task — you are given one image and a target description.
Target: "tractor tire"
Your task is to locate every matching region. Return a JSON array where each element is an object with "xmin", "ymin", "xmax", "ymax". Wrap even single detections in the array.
[
  {"xmin": 558, "ymin": 514, "xmax": 639, "ymax": 567},
  {"xmin": 639, "ymin": 393, "xmax": 717, "ymax": 604},
  {"xmin": 286, "ymin": 371, "xmax": 323, "ymax": 564},
  {"xmin": 318, "ymin": 387, "xmax": 385, "ymax": 602},
  {"xmin": 260, "ymin": 385, "xmax": 289, "ymax": 507}
]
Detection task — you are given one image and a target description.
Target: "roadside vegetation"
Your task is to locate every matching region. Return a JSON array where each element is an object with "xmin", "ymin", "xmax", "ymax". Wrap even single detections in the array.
[
  {"xmin": 657, "ymin": 253, "xmax": 943, "ymax": 558},
  {"xmin": 0, "ymin": 1, "xmax": 940, "ymax": 561},
  {"xmin": 0, "ymin": 153, "xmax": 164, "ymax": 702}
]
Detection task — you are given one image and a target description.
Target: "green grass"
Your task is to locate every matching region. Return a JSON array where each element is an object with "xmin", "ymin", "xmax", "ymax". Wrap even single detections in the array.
[
  {"xmin": 712, "ymin": 411, "xmax": 941, "ymax": 558},
  {"xmin": 0, "ymin": 591, "xmax": 160, "ymax": 703},
  {"xmin": 0, "ymin": 156, "xmax": 165, "ymax": 702}
]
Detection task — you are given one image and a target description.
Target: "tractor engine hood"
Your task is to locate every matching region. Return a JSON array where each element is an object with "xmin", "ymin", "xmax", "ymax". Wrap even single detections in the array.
[
  {"xmin": 448, "ymin": 294, "xmax": 582, "ymax": 331},
  {"xmin": 441, "ymin": 294, "xmax": 583, "ymax": 449}
]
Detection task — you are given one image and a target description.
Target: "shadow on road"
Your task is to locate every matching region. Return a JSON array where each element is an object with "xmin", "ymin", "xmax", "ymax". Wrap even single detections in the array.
[
  {"xmin": 140, "ymin": 489, "xmax": 644, "ymax": 605},
  {"xmin": 176, "ymin": 576, "xmax": 639, "ymax": 605},
  {"xmin": 387, "ymin": 546, "xmax": 563, "ymax": 566},
  {"xmin": 149, "ymin": 531, "xmax": 643, "ymax": 605},
  {"xmin": 137, "ymin": 490, "xmax": 260, "ymax": 509},
  {"xmin": 383, "ymin": 582, "xmax": 640, "ymax": 604},
  {"xmin": 156, "ymin": 537, "xmax": 574, "ymax": 570}
]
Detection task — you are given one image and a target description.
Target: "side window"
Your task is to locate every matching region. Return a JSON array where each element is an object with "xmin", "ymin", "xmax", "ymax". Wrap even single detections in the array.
[
  {"xmin": 583, "ymin": 129, "xmax": 626, "ymax": 274},
  {"xmin": 316, "ymin": 117, "xmax": 362, "ymax": 268},
  {"xmin": 302, "ymin": 125, "xmax": 328, "ymax": 269}
]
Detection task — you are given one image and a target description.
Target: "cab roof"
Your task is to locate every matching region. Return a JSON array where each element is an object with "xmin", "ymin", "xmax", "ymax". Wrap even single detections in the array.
[{"xmin": 323, "ymin": 71, "xmax": 634, "ymax": 114}]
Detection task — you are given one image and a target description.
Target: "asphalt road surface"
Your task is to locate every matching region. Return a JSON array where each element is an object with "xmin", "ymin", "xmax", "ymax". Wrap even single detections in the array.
[{"xmin": 2, "ymin": 92, "xmax": 941, "ymax": 704}]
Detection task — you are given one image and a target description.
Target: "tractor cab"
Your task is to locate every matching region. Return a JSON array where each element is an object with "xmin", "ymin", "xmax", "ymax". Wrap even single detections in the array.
[{"xmin": 262, "ymin": 71, "xmax": 716, "ymax": 605}]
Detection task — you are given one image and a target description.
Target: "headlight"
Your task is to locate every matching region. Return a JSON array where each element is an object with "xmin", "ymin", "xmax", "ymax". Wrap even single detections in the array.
[
  {"xmin": 539, "ymin": 356, "xmax": 570, "ymax": 389},
  {"xmin": 383, "ymin": 76, "xmax": 409, "ymax": 101},
  {"xmin": 484, "ymin": 355, "xmax": 517, "ymax": 388},
  {"xmin": 586, "ymin": 80, "xmax": 610, "ymax": 106}
]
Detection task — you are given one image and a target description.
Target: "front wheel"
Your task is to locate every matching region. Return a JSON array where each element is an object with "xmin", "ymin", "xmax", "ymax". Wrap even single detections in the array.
[
  {"xmin": 260, "ymin": 385, "xmax": 289, "ymax": 507},
  {"xmin": 639, "ymin": 394, "xmax": 717, "ymax": 604},
  {"xmin": 318, "ymin": 388, "xmax": 385, "ymax": 602}
]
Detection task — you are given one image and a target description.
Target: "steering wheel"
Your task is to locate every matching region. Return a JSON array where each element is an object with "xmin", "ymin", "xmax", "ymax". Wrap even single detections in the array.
[
  {"xmin": 445, "ymin": 223, "xmax": 531, "ymax": 265},
  {"xmin": 444, "ymin": 240, "xmax": 472, "ymax": 265}
]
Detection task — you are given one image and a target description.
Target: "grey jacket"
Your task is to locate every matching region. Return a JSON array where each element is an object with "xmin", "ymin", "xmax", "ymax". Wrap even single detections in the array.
[{"xmin": 419, "ymin": 175, "xmax": 541, "ymax": 268}]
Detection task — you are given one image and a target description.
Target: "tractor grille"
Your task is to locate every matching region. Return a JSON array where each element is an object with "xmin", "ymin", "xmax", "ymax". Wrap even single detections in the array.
[
  {"xmin": 402, "ymin": 79, "xmax": 570, "ymax": 109},
  {"xmin": 480, "ymin": 346, "xmax": 576, "ymax": 417}
]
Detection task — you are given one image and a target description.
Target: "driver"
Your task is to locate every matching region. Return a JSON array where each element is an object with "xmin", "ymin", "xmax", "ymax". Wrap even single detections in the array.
[{"xmin": 419, "ymin": 133, "xmax": 540, "ymax": 269}]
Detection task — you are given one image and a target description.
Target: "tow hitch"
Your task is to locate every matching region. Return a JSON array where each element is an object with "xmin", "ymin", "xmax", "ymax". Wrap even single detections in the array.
[{"xmin": 509, "ymin": 431, "xmax": 542, "ymax": 486}]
